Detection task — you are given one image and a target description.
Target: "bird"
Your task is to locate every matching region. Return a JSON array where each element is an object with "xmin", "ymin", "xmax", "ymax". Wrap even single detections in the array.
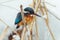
[{"xmin": 15, "ymin": 7, "xmax": 41, "ymax": 29}]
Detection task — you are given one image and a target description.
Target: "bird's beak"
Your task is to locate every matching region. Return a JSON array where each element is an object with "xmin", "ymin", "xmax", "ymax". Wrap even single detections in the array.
[{"xmin": 33, "ymin": 13, "xmax": 41, "ymax": 17}]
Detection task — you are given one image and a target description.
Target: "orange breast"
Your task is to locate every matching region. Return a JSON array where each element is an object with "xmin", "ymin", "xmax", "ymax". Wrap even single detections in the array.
[{"xmin": 18, "ymin": 15, "xmax": 33, "ymax": 26}]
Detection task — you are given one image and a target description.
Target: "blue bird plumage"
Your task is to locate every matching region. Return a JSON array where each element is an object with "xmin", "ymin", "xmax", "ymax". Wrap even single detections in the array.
[
  {"xmin": 15, "ymin": 7, "xmax": 41, "ymax": 28},
  {"xmin": 15, "ymin": 12, "xmax": 28, "ymax": 24},
  {"xmin": 15, "ymin": 12, "xmax": 22, "ymax": 24},
  {"xmin": 24, "ymin": 7, "xmax": 41, "ymax": 17},
  {"xmin": 24, "ymin": 7, "xmax": 34, "ymax": 14},
  {"xmin": 15, "ymin": 7, "xmax": 34, "ymax": 25}
]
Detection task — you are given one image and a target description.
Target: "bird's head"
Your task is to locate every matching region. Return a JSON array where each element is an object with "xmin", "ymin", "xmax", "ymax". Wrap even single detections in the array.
[{"xmin": 24, "ymin": 7, "xmax": 41, "ymax": 17}]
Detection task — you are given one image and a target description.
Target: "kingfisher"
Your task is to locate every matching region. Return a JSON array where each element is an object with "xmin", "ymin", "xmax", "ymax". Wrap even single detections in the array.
[{"xmin": 15, "ymin": 7, "xmax": 41, "ymax": 29}]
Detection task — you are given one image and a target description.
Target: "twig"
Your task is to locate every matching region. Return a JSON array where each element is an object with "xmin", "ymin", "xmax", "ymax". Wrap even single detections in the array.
[
  {"xmin": 47, "ymin": 9, "xmax": 60, "ymax": 20},
  {"xmin": 20, "ymin": 5, "xmax": 27, "ymax": 40},
  {"xmin": 45, "ymin": 2, "xmax": 56, "ymax": 7},
  {"xmin": 0, "ymin": 18, "xmax": 20, "ymax": 40},
  {"xmin": 42, "ymin": 0, "xmax": 55, "ymax": 40},
  {"xmin": 0, "ymin": 26, "xmax": 9, "ymax": 40},
  {"xmin": 41, "ymin": 6, "xmax": 60, "ymax": 21},
  {"xmin": 33, "ymin": 0, "xmax": 39, "ymax": 40}
]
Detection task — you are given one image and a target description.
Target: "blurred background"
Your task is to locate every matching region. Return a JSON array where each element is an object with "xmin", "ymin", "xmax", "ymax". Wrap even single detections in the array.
[{"xmin": 0, "ymin": 0, "xmax": 60, "ymax": 40}]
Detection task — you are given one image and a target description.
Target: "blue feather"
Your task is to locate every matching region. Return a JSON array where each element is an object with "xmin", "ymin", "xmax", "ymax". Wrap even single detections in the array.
[
  {"xmin": 15, "ymin": 7, "xmax": 41, "ymax": 25},
  {"xmin": 15, "ymin": 12, "xmax": 22, "ymax": 24}
]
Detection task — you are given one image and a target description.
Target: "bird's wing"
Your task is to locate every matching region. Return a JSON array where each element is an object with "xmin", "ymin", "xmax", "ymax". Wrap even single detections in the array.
[{"xmin": 15, "ymin": 12, "xmax": 22, "ymax": 24}]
